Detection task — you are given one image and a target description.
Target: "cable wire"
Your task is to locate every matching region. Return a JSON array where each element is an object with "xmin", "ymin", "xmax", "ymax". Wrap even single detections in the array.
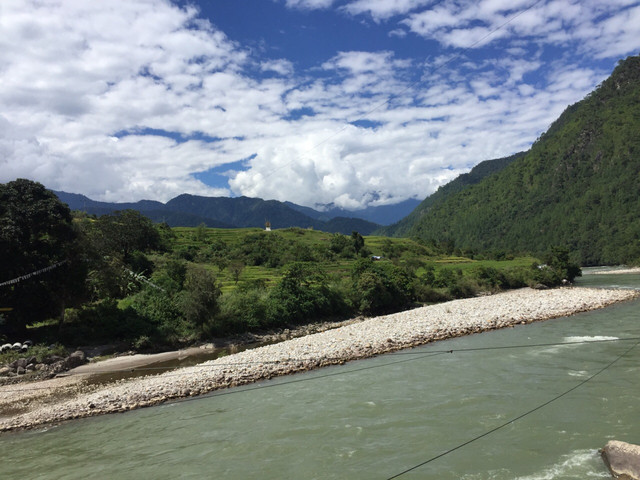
[
  {"xmin": 385, "ymin": 339, "xmax": 640, "ymax": 479},
  {"xmin": 2, "ymin": 336, "xmax": 638, "ymax": 393}
]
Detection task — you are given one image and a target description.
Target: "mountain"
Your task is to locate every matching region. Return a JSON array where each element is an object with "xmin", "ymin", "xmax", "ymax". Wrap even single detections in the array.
[
  {"xmin": 285, "ymin": 198, "xmax": 422, "ymax": 226},
  {"xmin": 388, "ymin": 55, "xmax": 640, "ymax": 266},
  {"xmin": 54, "ymin": 191, "xmax": 380, "ymax": 235},
  {"xmin": 379, "ymin": 152, "xmax": 525, "ymax": 237}
]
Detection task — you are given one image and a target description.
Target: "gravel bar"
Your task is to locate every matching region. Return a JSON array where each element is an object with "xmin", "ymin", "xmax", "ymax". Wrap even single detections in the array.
[{"xmin": 1, "ymin": 287, "xmax": 637, "ymax": 432}]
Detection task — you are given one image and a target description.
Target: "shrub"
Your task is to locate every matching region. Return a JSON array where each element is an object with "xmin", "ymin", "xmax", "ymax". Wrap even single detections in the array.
[{"xmin": 349, "ymin": 259, "xmax": 414, "ymax": 315}]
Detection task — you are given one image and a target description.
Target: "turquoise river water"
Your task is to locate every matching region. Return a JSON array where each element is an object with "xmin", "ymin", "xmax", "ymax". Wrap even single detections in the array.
[{"xmin": 1, "ymin": 270, "xmax": 639, "ymax": 479}]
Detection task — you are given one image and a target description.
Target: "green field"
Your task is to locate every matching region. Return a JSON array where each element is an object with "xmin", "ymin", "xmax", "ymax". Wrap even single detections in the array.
[{"xmin": 165, "ymin": 226, "xmax": 539, "ymax": 293}]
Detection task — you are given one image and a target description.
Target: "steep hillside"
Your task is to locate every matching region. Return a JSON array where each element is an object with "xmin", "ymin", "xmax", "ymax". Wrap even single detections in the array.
[
  {"xmin": 399, "ymin": 55, "xmax": 640, "ymax": 266},
  {"xmin": 380, "ymin": 152, "xmax": 525, "ymax": 237}
]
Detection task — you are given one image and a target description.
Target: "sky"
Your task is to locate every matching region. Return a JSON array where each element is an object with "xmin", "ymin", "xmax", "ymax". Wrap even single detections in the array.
[{"xmin": 1, "ymin": 0, "xmax": 639, "ymax": 210}]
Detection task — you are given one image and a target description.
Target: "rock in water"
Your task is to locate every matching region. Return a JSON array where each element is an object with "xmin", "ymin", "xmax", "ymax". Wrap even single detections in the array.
[{"xmin": 601, "ymin": 440, "xmax": 640, "ymax": 480}]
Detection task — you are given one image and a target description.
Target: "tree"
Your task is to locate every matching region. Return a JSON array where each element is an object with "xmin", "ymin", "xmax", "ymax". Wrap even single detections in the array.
[
  {"xmin": 194, "ymin": 222, "xmax": 208, "ymax": 242},
  {"xmin": 350, "ymin": 258, "xmax": 414, "ymax": 314},
  {"xmin": 177, "ymin": 268, "xmax": 221, "ymax": 333},
  {"xmin": 0, "ymin": 179, "xmax": 85, "ymax": 334},
  {"xmin": 88, "ymin": 209, "xmax": 162, "ymax": 259},
  {"xmin": 266, "ymin": 262, "xmax": 341, "ymax": 325},
  {"xmin": 352, "ymin": 231, "xmax": 365, "ymax": 256},
  {"xmin": 228, "ymin": 260, "xmax": 245, "ymax": 284}
]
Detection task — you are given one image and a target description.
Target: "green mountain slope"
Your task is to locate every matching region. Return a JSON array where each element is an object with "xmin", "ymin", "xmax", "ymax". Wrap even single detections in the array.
[
  {"xmin": 380, "ymin": 151, "xmax": 525, "ymax": 237},
  {"xmin": 400, "ymin": 55, "xmax": 640, "ymax": 266}
]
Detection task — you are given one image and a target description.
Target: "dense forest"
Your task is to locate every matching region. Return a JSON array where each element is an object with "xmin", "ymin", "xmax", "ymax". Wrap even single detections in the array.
[
  {"xmin": 388, "ymin": 55, "xmax": 640, "ymax": 266},
  {"xmin": 0, "ymin": 179, "xmax": 577, "ymax": 352}
]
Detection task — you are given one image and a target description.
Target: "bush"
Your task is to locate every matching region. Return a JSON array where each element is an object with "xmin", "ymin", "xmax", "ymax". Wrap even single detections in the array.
[
  {"xmin": 349, "ymin": 259, "xmax": 414, "ymax": 315},
  {"xmin": 175, "ymin": 268, "xmax": 222, "ymax": 334},
  {"xmin": 218, "ymin": 287, "xmax": 269, "ymax": 332},
  {"xmin": 265, "ymin": 262, "xmax": 346, "ymax": 326}
]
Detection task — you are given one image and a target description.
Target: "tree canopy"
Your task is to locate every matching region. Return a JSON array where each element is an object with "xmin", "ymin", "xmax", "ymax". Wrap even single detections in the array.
[{"xmin": 0, "ymin": 179, "xmax": 83, "ymax": 334}]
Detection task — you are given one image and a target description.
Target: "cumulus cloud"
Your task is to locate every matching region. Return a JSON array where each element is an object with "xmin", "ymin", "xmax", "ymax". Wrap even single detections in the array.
[
  {"xmin": 2, "ymin": 0, "xmax": 640, "ymax": 210},
  {"xmin": 397, "ymin": 0, "xmax": 640, "ymax": 55}
]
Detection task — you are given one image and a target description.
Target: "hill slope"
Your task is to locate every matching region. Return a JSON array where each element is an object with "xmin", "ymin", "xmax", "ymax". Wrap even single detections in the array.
[
  {"xmin": 397, "ymin": 55, "xmax": 640, "ymax": 266},
  {"xmin": 380, "ymin": 152, "xmax": 525, "ymax": 237}
]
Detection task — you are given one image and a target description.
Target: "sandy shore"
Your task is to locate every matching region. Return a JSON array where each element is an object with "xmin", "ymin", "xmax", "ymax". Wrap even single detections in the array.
[{"xmin": 1, "ymin": 287, "xmax": 637, "ymax": 433}]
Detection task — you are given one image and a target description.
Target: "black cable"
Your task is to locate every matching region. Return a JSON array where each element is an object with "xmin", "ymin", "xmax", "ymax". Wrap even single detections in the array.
[
  {"xmin": 385, "ymin": 339, "xmax": 640, "ymax": 479},
  {"xmin": 2, "ymin": 336, "xmax": 638, "ymax": 393},
  {"xmin": 388, "ymin": 336, "xmax": 640, "ymax": 355},
  {"xmin": 0, "ymin": 352, "xmax": 446, "ymax": 394}
]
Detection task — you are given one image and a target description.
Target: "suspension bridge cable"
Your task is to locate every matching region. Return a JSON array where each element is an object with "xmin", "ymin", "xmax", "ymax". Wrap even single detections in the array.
[
  {"xmin": 0, "ymin": 351, "xmax": 447, "ymax": 394},
  {"xmin": 2, "ymin": 336, "xmax": 639, "ymax": 393},
  {"xmin": 0, "ymin": 261, "xmax": 68, "ymax": 288},
  {"xmin": 385, "ymin": 339, "xmax": 640, "ymax": 479}
]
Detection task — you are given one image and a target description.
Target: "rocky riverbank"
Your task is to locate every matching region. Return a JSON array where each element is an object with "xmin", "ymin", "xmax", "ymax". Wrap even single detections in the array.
[{"xmin": 1, "ymin": 287, "xmax": 637, "ymax": 433}]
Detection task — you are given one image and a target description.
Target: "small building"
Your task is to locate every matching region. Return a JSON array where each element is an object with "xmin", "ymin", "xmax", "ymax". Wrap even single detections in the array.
[{"xmin": 265, "ymin": 221, "xmax": 271, "ymax": 232}]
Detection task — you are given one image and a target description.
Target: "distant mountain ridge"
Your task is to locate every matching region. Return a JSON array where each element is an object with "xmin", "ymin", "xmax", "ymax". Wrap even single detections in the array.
[
  {"xmin": 285, "ymin": 198, "xmax": 422, "ymax": 226},
  {"xmin": 54, "ymin": 191, "xmax": 387, "ymax": 235},
  {"xmin": 385, "ymin": 55, "xmax": 640, "ymax": 266}
]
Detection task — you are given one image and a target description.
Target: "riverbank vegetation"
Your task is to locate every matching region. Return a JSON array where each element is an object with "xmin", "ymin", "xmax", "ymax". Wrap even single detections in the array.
[{"xmin": 1, "ymin": 179, "xmax": 580, "ymax": 353}]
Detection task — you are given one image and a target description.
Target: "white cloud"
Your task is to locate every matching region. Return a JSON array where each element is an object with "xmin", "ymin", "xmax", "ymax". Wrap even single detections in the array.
[
  {"xmin": 340, "ymin": 0, "xmax": 433, "ymax": 22},
  {"xmin": 397, "ymin": 0, "xmax": 640, "ymax": 57},
  {"xmin": 1, "ymin": 0, "xmax": 639, "ymax": 211},
  {"xmin": 283, "ymin": 0, "xmax": 335, "ymax": 10},
  {"xmin": 261, "ymin": 59, "xmax": 295, "ymax": 76}
]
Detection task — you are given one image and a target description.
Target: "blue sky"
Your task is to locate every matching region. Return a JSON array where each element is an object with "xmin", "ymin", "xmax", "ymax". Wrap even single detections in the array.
[{"xmin": 1, "ymin": 0, "xmax": 639, "ymax": 210}]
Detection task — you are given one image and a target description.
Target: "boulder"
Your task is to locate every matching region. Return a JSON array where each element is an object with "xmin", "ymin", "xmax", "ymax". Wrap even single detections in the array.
[
  {"xmin": 9, "ymin": 358, "xmax": 28, "ymax": 369},
  {"xmin": 601, "ymin": 440, "xmax": 640, "ymax": 480},
  {"xmin": 16, "ymin": 366, "xmax": 26, "ymax": 375},
  {"xmin": 1, "ymin": 343, "xmax": 12, "ymax": 353},
  {"xmin": 12, "ymin": 342, "xmax": 22, "ymax": 351},
  {"xmin": 0, "ymin": 366, "xmax": 12, "ymax": 376},
  {"xmin": 65, "ymin": 350, "xmax": 87, "ymax": 369},
  {"xmin": 43, "ymin": 355, "xmax": 65, "ymax": 365}
]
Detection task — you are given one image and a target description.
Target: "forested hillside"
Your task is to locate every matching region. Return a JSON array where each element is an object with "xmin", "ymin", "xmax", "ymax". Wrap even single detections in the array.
[
  {"xmin": 380, "ymin": 152, "xmax": 525, "ymax": 237},
  {"xmin": 396, "ymin": 55, "xmax": 640, "ymax": 266}
]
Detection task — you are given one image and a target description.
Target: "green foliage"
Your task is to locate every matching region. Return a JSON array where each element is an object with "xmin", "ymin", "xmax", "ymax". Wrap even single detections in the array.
[
  {"xmin": 389, "ymin": 55, "xmax": 640, "ymax": 266},
  {"xmin": 175, "ymin": 268, "xmax": 222, "ymax": 333},
  {"xmin": 349, "ymin": 259, "xmax": 414, "ymax": 314},
  {"xmin": 57, "ymin": 299, "xmax": 150, "ymax": 345},
  {"xmin": 0, "ymin": 179, "xmax": 86, "ymax": 334},
  {"xmin": 89, "ymin": 209, "xmax": 163, "ymax": 258},
  {"xmin": 351, "ymin": 231, "xmax": 365, "ymax": 255},
  {"xmin": 0, "ymin": 343, "xmax": 69, "ymax": 365},
  {"xmin": 218, "ymin": 283, "xmax": 269, "ymax": 332},
  {"xmin": 329, "ymin": 233, "xmax": 356, "ymax": 258},
  {"xmin": 266, "ymin": 262, "xmax": 346, "ymax": 325}
]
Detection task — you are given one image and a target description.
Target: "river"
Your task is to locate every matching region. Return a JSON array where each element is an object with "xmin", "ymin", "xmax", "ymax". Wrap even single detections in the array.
[{"xmin": 1, "ymin": 270, "xmax": 639, "ymax": 479}]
